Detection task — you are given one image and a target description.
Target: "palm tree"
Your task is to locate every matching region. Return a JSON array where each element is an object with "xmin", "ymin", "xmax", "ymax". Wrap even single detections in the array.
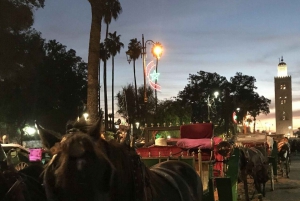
[
  {"xmin": 106, "ymin": 31, "xmax": 124, "ymax": 129},
  {"xmin": 87, "ymin": 0, "xmax": 105, "ymax": 123},
  {"xmin": 103, "ymin": 0, "xmax": 122, "ymax": 38},
  {"xmin": 99, "ymin": 42, "xmax": 110, "ymax": 130},
  {"xmin": 127, "ymin": 38, "xmax": 142, "ymax": 121},
  {"xmin": 102, "ymin": 0, "xmax": 122, "ymax": 130}
]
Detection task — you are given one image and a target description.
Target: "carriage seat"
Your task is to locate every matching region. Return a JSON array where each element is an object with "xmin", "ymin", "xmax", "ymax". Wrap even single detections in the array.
[{"xmin": 176, "ymin": 123, "xmax": 214, "ymax": 161}]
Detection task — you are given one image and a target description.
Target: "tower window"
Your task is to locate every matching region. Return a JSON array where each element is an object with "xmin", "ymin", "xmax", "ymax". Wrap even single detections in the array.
[
  {"xmin": 283, "ymin": 116, "xmax": 286, "ymax": 120},
  {"xmin": 281, "ymin": 100, "xmax": 286, "ymax": 104},
  {"xmin": 280, "ymin": 84, "xmax": 286, "ymax": 90},
  {"xmin": 283, "ymin": 111, "xmax": 285, "ymax": 115}
]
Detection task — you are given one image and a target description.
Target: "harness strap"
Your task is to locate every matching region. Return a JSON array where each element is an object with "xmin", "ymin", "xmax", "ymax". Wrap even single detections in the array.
[
  {"xmin": 151, "ymin": 167, "xmax": 194, "ymax": 201},
  {"xmin": 3, "ymin": 178, "xmax": 22, "ymax": 201},
  {"xmin": 130, "ymin": 155, "xmax": 145, "ymax": 201}
]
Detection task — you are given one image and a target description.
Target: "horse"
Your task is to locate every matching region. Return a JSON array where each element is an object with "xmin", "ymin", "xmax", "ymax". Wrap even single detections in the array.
[
  {"xmin": 38, "ymin": 117, "xmax": 203, "ymax": 201},
  {"xmin": 217, "ymin": 141, "xmax": 269, "ymax": 201},
  {"xmin": 277, "ymin": 137, "xmax": 291, "ymax": 178}
]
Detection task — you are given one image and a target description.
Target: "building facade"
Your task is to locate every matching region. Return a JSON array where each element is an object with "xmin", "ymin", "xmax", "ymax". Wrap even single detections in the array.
[{"xmin": 274, "ymin": 57, "xmax": 293, "ymax": 135}]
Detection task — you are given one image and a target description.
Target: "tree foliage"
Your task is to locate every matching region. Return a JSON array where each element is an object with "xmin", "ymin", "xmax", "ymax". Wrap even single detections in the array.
[
  {"xmin": 0, "ymin": 39, "xmax": 87, "ymax": 140},
  {"xmin": 178, "ymin": 71, "xmax": 229, "ymax": 125},
  {"xmin": 156, "ymin": 98, "xmax": 192, "ymax": 126},
  {"xmin": 105, "ymin": 31, "xmax": 124, "ymax": 129},
  {"xmin": 177, "ymin": 71, "xmax": 271, "ymax": 135},
  {"xmin": 116, "ymin": 84, "xmax": 155, "ymax": 126},
  {"xmin": 0, "ymin": 0, "xmax": 45, "ymax": 80}
]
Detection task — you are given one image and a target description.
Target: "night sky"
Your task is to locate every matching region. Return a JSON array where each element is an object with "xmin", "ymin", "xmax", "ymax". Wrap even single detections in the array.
[{"xmin": 33, "ymin": 0, "xmax": 300, "ymax": 131}]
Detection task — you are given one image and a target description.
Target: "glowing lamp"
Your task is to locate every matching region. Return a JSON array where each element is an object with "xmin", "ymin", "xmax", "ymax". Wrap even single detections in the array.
[
  {"xmin": 83, "ymin": 113, "xmax": 89, "ymax": 120},
  {"xmin": 152, "ymin": 42, "xmax": 163, "ymax": 59}
]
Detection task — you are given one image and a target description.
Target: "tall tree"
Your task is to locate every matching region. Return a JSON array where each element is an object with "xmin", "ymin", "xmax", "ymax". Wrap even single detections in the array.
[
  {"xmin": 247, "ymin": 94, "xmax": 271, "ymax": 133},
  {"xmin": 178, "ymin": 71, "xmax": 228, "ymax": 125},
  {"xmin": 0, "ymin": 40, "xmax": 87, "ymax": 140},
  {"xmin": 99, "ymin": 42, "xmax": 110, "ymax": 131},
  {"xmin": 127, "ymin": 38, "xmax": 142, "ymax": 120},
  {"xmin": 37, "ymin": 40, "xmax": 87, "ymax": 132},
  {"xmin": 0, "ymin": 0, "xmax": 45, "ymax": 140},
  {"xmin": 87, "ymin": 0, "xmax": 104, "ymax": 123},
  {"xmin": 101, "ymin": 0, "xmax": 122, "ymax": 130},
  {"xmin": 0, "ymin": 0, "xmax": 45, "ymax": 79},
  {"xmin": 106, "ymin": 31, "xmax": 124, "ymax": 129},
  {"xmin": 103, "ymin": 0, "xmax": 122, "ymax": 38}
]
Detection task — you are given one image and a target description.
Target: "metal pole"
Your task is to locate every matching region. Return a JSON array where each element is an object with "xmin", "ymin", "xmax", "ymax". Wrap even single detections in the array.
[
  {"xmin": 155, "ymin": 58, "xmax": 158, "ymax": 114},
  {"xmin": 142, "ymin": 34, "xmax": 147, "ymax": 103}
]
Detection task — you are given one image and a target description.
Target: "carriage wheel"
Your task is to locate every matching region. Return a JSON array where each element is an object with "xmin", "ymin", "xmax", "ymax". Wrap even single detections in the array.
[
  {"xmin": 15, "ymin": 162, "xmax": 29, "ymax": 171},
  {"xmin": 269, "ymin": 164, "xmax": 274, "ymax": 191}
]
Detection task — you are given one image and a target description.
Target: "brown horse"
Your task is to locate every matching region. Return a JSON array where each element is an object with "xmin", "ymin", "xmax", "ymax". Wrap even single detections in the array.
[
  {"xmin": 278, "ymin": 137, "xmax": 291, "ymax": 178},
  {"xmin": 217, "ymin": 142, "xmax": 269, "ymax": 201},
  {"xmin": 239, "ymin": 147, "xmax": 269, "ymax": 200},
  {"xmin": 38, "ymin": 118, "xmax": 203, "ymax": 201}
]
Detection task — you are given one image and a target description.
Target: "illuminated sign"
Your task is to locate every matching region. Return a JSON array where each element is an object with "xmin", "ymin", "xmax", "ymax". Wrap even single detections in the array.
[{"xmin": 146, "ymin": 61, "xmax": 161, "ymax": 91}]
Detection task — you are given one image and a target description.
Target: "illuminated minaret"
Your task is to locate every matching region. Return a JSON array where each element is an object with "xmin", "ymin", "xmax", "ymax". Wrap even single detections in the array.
[{"xmin": 274, "ymin": 56, "xmax": 293, "ymax": 135}]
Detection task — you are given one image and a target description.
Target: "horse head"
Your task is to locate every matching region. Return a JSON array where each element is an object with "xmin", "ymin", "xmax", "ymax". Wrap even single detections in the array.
[
  {"xmin": 39, "ymin": 117, "xmax": 115, "ymax": 201},
  {"xmin": 217, "ymin": 141, "xmax": 233, "ymax": 158}
]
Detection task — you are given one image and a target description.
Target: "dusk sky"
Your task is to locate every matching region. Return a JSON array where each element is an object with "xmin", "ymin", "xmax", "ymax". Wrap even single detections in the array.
[{"xmin": 33, "ymin": 0, "xmax": 300, "ymax": 131}]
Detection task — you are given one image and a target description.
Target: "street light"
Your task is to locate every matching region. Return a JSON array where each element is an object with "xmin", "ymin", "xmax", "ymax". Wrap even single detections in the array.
[
  {"xmin": 207, "ymin": 91, "xmax": 219, "ymax": 122},
  {"xmin": 142, "ymin": 34, "xmax": 163, "ymax": 103}
]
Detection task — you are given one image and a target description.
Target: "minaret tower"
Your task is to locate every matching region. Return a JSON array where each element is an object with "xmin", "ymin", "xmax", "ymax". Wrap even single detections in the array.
[{"xmin": 274, "ymin": 56, "xmax": 293, "ymax": 135}]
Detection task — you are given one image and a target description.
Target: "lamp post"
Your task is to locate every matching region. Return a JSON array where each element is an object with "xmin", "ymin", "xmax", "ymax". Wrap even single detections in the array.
[
  {"xmin": 152, "ymin": 42, "xmax": 163, "ymax": 114},
  {"xmin": 207, "ymin": 91, "xmax": 219, "ymax": 122},
  {"xmin": 141, "ymin": 34, "xmax": 163, "ymax": 103}
]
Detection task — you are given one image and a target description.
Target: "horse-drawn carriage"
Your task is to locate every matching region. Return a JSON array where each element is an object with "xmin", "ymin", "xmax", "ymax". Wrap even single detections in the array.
[
  {"xmin": 209, "ymin": 133, "xmax": 277, "ymax": 201},
  {"xmin": 136, "ymin": 123, "xmax": 223, "ymax": 201},
  {"xmin": 136, "ymin": 122, "xmax": 284, "ymax": 201},
  {"xmin": 234, "ymin": 133, "xmax": 276, "ymax": 191}
]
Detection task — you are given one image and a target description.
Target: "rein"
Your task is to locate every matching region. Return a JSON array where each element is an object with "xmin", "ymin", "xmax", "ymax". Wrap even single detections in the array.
[{"xmin": 2, "ymin": 177, "xmax": 23, "ymax": 201}]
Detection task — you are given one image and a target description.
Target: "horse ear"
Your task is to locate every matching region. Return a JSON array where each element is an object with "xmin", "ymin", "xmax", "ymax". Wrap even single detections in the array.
[
  {"xmin": 36, "ymin": 121, "xmax": 62, "ymax": 150},
  {"xmin": 87, "ymin": 117, "xmax": 103, "ymax": 141}
]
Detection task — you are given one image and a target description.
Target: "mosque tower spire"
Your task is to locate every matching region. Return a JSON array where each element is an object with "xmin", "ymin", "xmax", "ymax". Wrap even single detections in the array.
[{"xmin": 277, "ymin": 56, "xmax": 288, "ymax": 77}]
